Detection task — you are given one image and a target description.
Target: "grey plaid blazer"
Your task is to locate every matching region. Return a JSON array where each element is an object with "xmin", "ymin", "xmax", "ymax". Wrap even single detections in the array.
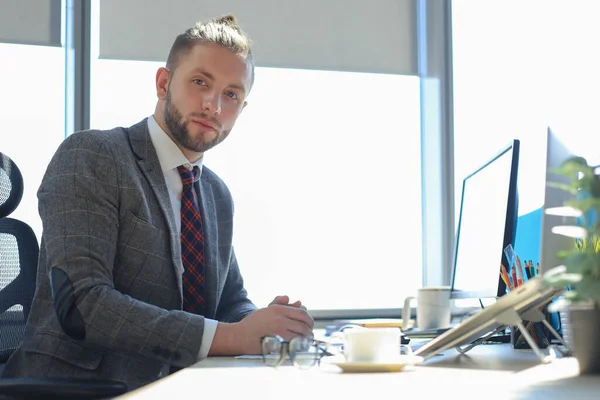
[{"xmin": 1, "ymin": 118, "xmax": 257, "ymax": 390}]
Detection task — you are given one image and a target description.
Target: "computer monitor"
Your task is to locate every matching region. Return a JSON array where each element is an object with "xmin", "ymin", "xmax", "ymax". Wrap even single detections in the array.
[
  {"xmin": 539, "ymin": 127, "xmax": 576, "ymax": 274},
  {"xmin": 451, "ymin": 140, "xmax": 520, "ymax": 300},
  {"xmin": 415, "ymin": 130, "xmax": 575, "ymax": 359}
]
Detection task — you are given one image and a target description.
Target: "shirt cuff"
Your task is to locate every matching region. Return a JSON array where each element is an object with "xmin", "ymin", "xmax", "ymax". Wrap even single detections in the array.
[{"xmin": 197, "ymin": 318, "xmax": 218, "ymax": 360}]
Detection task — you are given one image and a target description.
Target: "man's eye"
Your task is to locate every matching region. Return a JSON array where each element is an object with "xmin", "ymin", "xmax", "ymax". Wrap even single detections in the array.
[
  {"xmin": 193, "ymin": 79, "xmax": 205, "ymax": 85},
  {"xmin": 225, "ymin": 91, "xmax": 238, "ymax": 100}
]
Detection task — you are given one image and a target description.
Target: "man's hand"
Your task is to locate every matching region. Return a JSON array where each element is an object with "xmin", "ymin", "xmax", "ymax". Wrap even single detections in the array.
[
  {"xmin": 269, "ymin": 295, "xmax": 306, "ymax": 310},
  {"xmin": 210, "ymin": 301, "xmax": 314, "ymax": 356},
  {"xmin": 241, "ymin": 304, "xmax": 313, "ymax": 338}
]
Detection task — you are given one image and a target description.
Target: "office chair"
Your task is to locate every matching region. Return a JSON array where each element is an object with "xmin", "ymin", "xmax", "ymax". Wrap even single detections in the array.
[
  {"xmin": 0, "ymin": 152, "xmax": 37, "ymax": 367},
  {"xmin": 0, "ymin": 152, "xmax": 128, "ymax": 399}
]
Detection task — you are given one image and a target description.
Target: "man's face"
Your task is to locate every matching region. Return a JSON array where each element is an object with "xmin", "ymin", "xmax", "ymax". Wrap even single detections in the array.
[{"xmin": 158, "ymin": 43, "xmax": 251, "ymax": 157}]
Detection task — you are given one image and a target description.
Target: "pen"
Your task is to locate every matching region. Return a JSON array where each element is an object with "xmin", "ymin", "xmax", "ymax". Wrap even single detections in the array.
[
  {"xmin": 534, "ymin": 323, "xmax": 550, "ymax": 347},
  {"xmin": 516, "ymin": 255, "xmax": 526, "ymax": 285},
  {"xmin": 500, "ymin": 274, "xmax": 511, "ymax": 292},
  {"xmin": 500, "ymin": 264, "xmax": 512, "ymax": 291},
  {"xmin": 511, "ymin": 265, "xmax": 518, "ymax": 288}
]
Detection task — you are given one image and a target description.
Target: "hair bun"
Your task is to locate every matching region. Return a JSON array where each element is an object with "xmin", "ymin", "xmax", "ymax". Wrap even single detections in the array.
[{"xmin": 215, "ymin": 14, "xmax": 238, "ymax": 26}]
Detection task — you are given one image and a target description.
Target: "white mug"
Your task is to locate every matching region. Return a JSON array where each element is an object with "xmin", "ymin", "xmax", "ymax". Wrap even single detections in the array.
[
  {"xmin": 402, "ymin": 287, "xmax": 452, "ymax": 331},
  {"xmin": 342, "ymin": 327, "xmax": 402, "ymax": 363}
]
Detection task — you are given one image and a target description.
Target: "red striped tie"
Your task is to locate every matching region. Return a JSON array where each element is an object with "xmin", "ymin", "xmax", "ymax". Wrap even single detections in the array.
[{"xmin": 177, "ymin": 165, "xmax": 205, "ymax": 314}]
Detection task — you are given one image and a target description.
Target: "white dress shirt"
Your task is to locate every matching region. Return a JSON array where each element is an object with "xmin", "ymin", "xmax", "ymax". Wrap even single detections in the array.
[{"xmin": 147, "ymin": 115, "xmax": 218, "ymax": 361}]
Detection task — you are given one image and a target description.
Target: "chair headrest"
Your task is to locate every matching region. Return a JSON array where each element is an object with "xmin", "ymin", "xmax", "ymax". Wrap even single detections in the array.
[{"xmin": 0, "ymin": 152, "xmax": 24, "ymax": 218}]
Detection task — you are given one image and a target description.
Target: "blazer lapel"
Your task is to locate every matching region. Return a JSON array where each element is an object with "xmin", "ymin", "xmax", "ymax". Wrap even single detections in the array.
[
  {"xmin": 197, "ymin": 178, "xmax": 219, "ymax": 318},
  {"xmin": 127, "ymin": 119, "xmax": 184, "ymax": 297}
]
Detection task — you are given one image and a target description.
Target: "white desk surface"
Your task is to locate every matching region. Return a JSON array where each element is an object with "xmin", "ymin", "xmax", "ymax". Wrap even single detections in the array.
[{"xmin": 118, "ymin": 344, "xmax": 598, "ymax": 400}]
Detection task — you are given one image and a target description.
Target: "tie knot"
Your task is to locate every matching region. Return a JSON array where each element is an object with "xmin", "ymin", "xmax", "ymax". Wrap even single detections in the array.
[{"xmin": 177, "ymin": 165, "xmax": 199, "ymax": 186}]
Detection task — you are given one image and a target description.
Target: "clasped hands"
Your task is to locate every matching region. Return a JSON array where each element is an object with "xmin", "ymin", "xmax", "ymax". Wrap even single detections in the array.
[
  {"xmin": 237, "ymin": 294, "xmax": 314, "ymax": 355},
  {"xmin": 259, "ymin": 294, "xmax": 314, "ymax": 338},
  {"xmin": 210, "ymin": 295, "xmax": 313, "ymax": 356}
]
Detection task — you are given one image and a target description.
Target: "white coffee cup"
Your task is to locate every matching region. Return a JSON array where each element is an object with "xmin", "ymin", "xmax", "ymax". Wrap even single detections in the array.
[
  {"xmin": 342, "ymin": 327, "xmax": 402, "ymax": 363},
  {"xmin": 402, "ymin": 286, "xmax": 452, "ymax": 331}
]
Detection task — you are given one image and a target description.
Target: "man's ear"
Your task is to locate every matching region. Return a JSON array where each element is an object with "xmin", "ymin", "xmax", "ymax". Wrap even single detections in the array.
[
  {"xmin": 241, "ymin": 100, "xmax": 248, "ymax": 111},
  {"xmin": 156, "ymin": 67, "xmax": 170, "ymax": 100}
]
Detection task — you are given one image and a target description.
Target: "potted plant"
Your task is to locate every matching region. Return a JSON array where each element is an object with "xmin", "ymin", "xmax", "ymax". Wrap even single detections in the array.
[{"xmin": 543, "ymin": 156, "xmax": 600, "ymax": 374}]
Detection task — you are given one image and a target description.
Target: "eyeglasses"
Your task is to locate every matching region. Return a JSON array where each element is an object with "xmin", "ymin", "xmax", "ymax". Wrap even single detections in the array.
[{"xmin": 260, "ymin": 335, "xmax": 331, "ymax": 369}]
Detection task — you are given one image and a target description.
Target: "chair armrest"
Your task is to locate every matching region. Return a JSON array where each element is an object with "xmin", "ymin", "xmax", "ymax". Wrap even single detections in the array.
[{"xmin": 0, "ymin": 377, "xmax": 128, "ymax": 399}]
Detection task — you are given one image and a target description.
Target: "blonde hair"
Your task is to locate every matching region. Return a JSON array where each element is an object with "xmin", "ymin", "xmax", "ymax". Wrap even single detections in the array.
[{"xmin": 166, "ymin": 15, "xmax": 254, "ymax": 87}]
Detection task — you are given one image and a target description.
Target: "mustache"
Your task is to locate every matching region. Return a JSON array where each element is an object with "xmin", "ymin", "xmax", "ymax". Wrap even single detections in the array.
[{"xmin": 189, "ymin": 112, "xmax": 222, "ymax": 130}]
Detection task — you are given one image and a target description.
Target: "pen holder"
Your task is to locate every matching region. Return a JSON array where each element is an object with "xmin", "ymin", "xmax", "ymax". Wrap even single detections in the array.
[{"xmin": 511, "ymin": 303, "xmax": 552, "ymax": 350}]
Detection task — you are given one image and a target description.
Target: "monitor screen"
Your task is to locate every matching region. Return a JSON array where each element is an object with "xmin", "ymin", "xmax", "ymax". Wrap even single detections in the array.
[
  {"xmin": 539, "ymin": 128, "xmax": 577, "ymax": 274},
  {"xmin": 451, "ymin": 140, "xmax": 520, "ymax": 299}
]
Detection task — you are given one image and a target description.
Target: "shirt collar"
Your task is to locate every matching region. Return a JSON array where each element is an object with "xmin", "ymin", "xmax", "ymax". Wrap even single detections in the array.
[{"xmin": 147, "ymin": 115, "xmax": 204, "ymax": 174}]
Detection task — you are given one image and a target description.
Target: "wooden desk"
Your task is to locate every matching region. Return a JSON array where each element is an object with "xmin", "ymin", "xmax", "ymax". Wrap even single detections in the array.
[{"xmin": 118, "ymin": 344, "xmax": 598, "ymax": 400}]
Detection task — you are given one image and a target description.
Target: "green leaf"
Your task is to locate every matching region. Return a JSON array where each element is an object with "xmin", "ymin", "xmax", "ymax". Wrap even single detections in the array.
[
  {"xmin": 564, "ymin": 291, "xmax": 581, "ymax": 299},
  {"xmin": 591, "ymin": 177, "xmax": 600, "ymax": 198},
  {"xmin": 547, "ymin": 181, "xmax": 579, "ymax": 195},
  {"xmin": 563, "ymin": 251, "xmax": 598, "ymax": 275},
  {"xmin": 557, "ymin": 157, "xmax": 593, "ymax": 175},
  {"xmin": 564, "ymin": 198, "xmax": 600, "ymax": 214},
  {"xmin": 594, "ymin": 259, "xmax": 600, "ymax": 280},
  {"xmin": 548, "ymin": 153, "xmax": 600, "ymax": 304},
  {"xmin": 548, "ymin": 298, "xmax": 572, "ymax": 312},
  {"xmin": 544, "ymin": 265, "xmax": 567, "ymax": 277},
  {"xmin": 562, "ymin": 156, "xmax": 590, "ymax": 168},
  {"xmin": 557, "ymin": 249, "xmax": 574, "ymax": 259},
  {"xmin": 569, "ymin": 279, "xmax": 600, "ymax": 304},
  {"xmin": 544, "ymin": 274, "xmax": 583, "ymax": 286}
]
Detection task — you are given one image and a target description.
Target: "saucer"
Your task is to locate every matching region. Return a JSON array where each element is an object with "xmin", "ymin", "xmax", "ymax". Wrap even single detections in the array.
[{"xmin": 332, "ymin": 356, "xmax": 423, "ymax": 373}]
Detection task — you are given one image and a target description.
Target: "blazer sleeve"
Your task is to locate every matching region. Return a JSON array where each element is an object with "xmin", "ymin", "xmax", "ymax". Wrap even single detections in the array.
[
  {"xmin": 39, "ymin": 132, "xmax": 204, "ymax": 368},
  {"xmin": 215, "ymin": 249, "xmax": 258, "ymax": 322}
]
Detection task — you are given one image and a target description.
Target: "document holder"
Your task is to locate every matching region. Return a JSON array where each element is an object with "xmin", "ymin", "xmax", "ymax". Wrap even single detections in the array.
[{"xmin": 414, "ymin": 277, "xmax": 571, "ymax": 364}]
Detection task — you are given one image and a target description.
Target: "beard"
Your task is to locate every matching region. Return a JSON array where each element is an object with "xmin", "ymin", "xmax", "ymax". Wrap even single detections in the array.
[{"xmin": 163, "ymin": 89, "xmax": 230, "ymax": 153}]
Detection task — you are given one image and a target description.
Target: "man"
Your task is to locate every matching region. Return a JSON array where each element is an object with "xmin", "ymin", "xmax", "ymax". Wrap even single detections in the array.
[{"xmin": 2, "ymin": 15, "xmax": 313, "ymax": 390}]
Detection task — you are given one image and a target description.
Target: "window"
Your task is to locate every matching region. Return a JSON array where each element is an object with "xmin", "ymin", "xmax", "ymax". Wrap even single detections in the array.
[
  {"xmin": 90, "ymin": 6, "xmax": 423, "ymax": 311},
  {"xmin": 0, "ymin": 43, "xmax": 66, "ymax": 240},
  {"xmin": 452, "ymin": 0, "xmax": 600, "ymax": 223},
  {"xmin": 208, "ymin": 68, "xmax": 422, "ymax": 310}
]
